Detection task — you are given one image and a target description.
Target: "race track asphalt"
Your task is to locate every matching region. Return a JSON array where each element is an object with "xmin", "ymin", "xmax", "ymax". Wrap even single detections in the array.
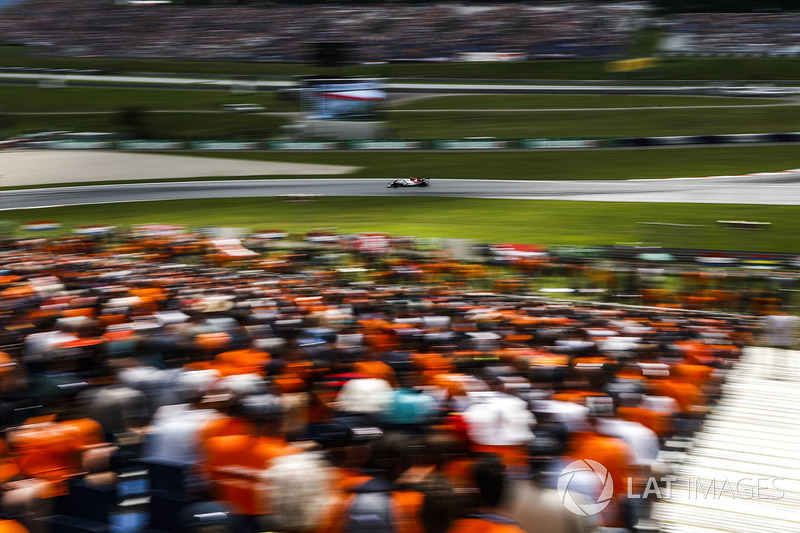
[
  {"xmin": 2, "ymin": 149, "xmax": 800, "ymax": 210},
  {"xmin": 4, "ymin": 172, "xmax": 800, "ymax": 211}
]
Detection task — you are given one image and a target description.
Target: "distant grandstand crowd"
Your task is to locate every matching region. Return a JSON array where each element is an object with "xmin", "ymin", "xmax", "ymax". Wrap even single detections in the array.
[
  {"xmin": 659, "ymin": 12, "xmax": 800, "ymax": 56},
  {"xmin": 0, "ymin": 1, "xmax": 648, "ymax": 61},
  {"xmin": 2, "ymin": 0, "xmax": 799, "ymax": 62}
]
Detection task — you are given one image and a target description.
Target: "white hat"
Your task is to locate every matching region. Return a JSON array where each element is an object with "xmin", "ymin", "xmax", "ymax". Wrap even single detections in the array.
[
  {"xmin": 336, "ymin": 378, "xmax": 392, "ymax": 414},
  {"xmin": 463, "ymin": 392, "xmax": 535, "ymax": 446}
]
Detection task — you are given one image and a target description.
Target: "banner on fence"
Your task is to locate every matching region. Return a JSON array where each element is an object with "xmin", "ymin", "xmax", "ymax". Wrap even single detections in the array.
[
  {"xmin": 348, "ymin": 140, "xmax": 423, "ymax": 150},
  {"xmin": 433, "ymin": 139, "xmax": 509, "ymax": 150},
  {"xmin": 192, "ymin": 141, "xmax": 264, "ymax": 150},
  {"xmin": 268, "ymin": 141, "xmax": 340, "ymax": 150},
  {"xmin": 521, "ymin": 138, "xmax": 605, "ymax": 149},
  {"xmin": 46, "ymin": 140, "xmax": 115, "ymax": 149},
  {"xmin": 457, "ymin": 52, "xmax": 528, "ymax": 62},
  {"xmin": 119, "ymin": 140, "xmax": 186, "ymax": 150},
  {"xmin": 606, "ymin": 57, "xmax": 659, "ymax": 72}
]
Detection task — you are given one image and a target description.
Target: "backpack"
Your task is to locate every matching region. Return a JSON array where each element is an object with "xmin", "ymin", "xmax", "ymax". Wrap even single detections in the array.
[{"xmin": 345, "ymin": 478, "xmax": 396, "ymax": 533}]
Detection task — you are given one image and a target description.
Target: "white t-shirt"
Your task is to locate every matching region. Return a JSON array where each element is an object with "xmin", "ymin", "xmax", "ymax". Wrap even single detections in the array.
[
  {"xmin": 463, "ymin": 392, "xmax": 535, "ymax": 446},
  {"xmin": 597, "ymin": 418, "xmax": 660, "ymax": 467}
]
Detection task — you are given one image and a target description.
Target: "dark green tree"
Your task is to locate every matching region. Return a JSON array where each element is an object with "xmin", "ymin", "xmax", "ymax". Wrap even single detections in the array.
[{"xmin": 114, "ymin": 107, "xmax": 151, "ymax": 139}]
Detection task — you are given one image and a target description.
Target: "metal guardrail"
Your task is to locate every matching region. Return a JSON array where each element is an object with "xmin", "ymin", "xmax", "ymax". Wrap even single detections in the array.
[{"xmin": 16, "ymin": 132, "xmax": 800, "ymax": 152}]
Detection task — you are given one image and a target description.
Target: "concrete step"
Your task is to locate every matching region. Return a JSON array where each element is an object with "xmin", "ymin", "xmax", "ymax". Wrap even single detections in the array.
[{"xmin": 652, "ymin": 347, "xmax": 800, "ymax": 533}]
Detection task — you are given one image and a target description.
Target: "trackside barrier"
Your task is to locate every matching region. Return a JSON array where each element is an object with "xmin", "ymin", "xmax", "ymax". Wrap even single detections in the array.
[
  {"xmin": 44, "ymin": 140, "xmax": 116, "ymax": 149},
  {"xmin": 610, "ymin": 132, "xmax": 800, "ymax": 147},
  {"xmin": 268, "ymin": 140, "xmax": 341, "ymax": 150},
  {"xmin": 35, "ymin": 133, "xmax": 800, "ymax": 151},
  {"xmin": 520, "ymin": 138, "xmax": 610, "ymax": 149},
  {"xmin": 193, "ymin": 141, "xmax": 264, "ymax": 150},
  {"xmin": 347, "ymin": 140, "xmax": 425, "ymax": 149},
  {"xmin": 432, "ymin": 139, "xmax": 510, "ymax": 149},
  {"xmin": 118, "ymin": 140, "xmax": 187, "ymax": 150}
]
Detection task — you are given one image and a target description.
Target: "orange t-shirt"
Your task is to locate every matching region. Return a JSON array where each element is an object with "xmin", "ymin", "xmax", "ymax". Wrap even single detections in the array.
[
  {"xmin": 649, "ymin": 380, "xmax": 704, "ymax": 413},
  {"xmin": 0, "ymin": 438, "xmax": 20, "ymax": 484},
  {"xmin": 565, "ymin": 431, "xmax": 634, "ymax": 528},
  {"xmin": 214, "ymin": 348, "xmax": 270, "ymax": 376},
  {"xmin": 412, "ymin": 352, "xmax": 453, "ymax": 385},
  {"xmin": 446, "ymin": 516, "xmax": 525, "ymax": 533},
  {"xmin": 673, "ymin": 341, "xmax": 715, "ymax": 365},
  {"xmin": 205, "ymin": 434, "xmax": 300, "ymax": 474},
  {"xmin": 440, "ymin": 457, "xmax": 476, "ymax": 491},
  {"xmin": 565, "ymin": 431, "xmax": 633, "ymax": 498},
  {"xmin": 364, "ymin": 328, "xmax": 399, "ymax": 352},
  {"xmin": 8, "ymin": 416, "xmax": 104, "ymax": 496},
  {"xmin": 616, "ymin": 406, "xmax": 674, "ymax": 438},
  {"xmin": 273, "ymin": 361, "xmax": 313, "ymax": 394},
  {"xmin": 674, "ymin": 364, "xmax": 714, "ymax": 387},
  {"xmin": 200, "ymin": 416, "xmax": 254, "ymax": 443},
  {"xmin": 353, "ymin": 361, "xmax": 398, "ymax": 388},
  {"xmin": 204, "ymin": 434, "xmax": 301, "ymax": 515},
  {"xmin": 0, "ymin": 519, "xmax": 29, "ymax": 533},
  {"xmin": 59, "ymin": 418, "xmax": 105, "ymax": 447}
]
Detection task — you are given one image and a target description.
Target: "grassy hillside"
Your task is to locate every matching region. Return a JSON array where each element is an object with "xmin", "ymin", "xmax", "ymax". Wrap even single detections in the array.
[
  {"xmin": 164, "ymin": 146, "xmax": 800, "ymax": 181},
  {"xmin": 4, "ymin": 197, "xmax": 798, "ymax": 252}
]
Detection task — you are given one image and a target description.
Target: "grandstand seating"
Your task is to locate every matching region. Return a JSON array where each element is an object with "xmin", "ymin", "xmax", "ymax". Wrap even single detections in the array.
[{"xmin": 654, "ymin": 346, "xmax": 800, "ymax": 533}]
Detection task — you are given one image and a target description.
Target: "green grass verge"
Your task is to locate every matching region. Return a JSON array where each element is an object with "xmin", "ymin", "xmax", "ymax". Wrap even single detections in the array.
[
  {"xmin": 7, "ymin": 87, "xmax": 772, "ymax": 115},
  {"xmin": 6, "ymin": 105, "xmax": 797, "ymax": 139},
  {"xmin": 1, "ymin": 87, "xmax": 794, "ymax": 140},
  {"xmin": 394, "ymin": 94, "xmax": 780, "ymax": 110},
  {"xmin": 3, "ymin": 197, "xmax": 799, "ymax": 253},
  {"xmin": 652, "ymin": 58, "xmax": 800, "ymax": 82},
  {"xmin": 0, "ymin": 111, "xmax": 288, "ymax": 140},
  {"xmin": 386, "ymin": 106, "xmax": 800, "ymax": 138},
  {"xmin": 165, "ymin": 145, "xmax": 800, "ymax": 181},
  {"xmin": 0, "ymin": 85, "xmax": 301, "ymax": 113}
]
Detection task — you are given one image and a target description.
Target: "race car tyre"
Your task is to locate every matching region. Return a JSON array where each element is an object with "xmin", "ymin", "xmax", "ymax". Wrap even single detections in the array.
[{"xmin": 419, "ymin": 182, "xmax": 428, "ymax": 187}]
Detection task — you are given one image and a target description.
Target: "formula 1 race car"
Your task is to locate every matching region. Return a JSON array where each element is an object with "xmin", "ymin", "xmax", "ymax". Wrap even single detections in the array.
[{"xmin": 386, "ymin": 177, "xmax": 430, "ymax": 188}]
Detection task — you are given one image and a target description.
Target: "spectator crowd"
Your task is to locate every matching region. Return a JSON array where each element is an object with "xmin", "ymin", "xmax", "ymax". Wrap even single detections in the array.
[
  {"xmin": 660, "ymin": 13, "xmax": 800, "ymax": 55},
  {"xmin": 0, "ymin": 227, "xmax": 763, "ymax": 533},
  {"xmin": 0, "ymin": 1, "xmax": 648, "ymax": 61}
]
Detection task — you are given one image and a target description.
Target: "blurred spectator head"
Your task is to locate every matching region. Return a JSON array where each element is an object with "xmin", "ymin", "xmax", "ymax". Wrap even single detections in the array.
[
  {"xmin": 261, "ymin": 452, "xmax": 332, "ymax": 533},
  {"xmin": 194, "ymin": 332, "xmax": 231, "ymax": 356},
  {"xmin": 463, "ymin": 392, "xmax": 535, "ymax": 447},
  {"xmin": 420, "ymin": 474, "xmax": 462, "ymax": 533},
  {"xmin": 336, "ymin": 378, "xmax": 392, "ymax": 415},
  {"xmin": 369, "ymin": 431, "xmax": 416, "ymax": 482},
  {"xmin": 239, "ymin": 393, "xmax": 284, "ymax": 428},
  {"xmin": 177, "ymin": 369, "xmax": 221, "ymax": 405},
  {"xmin": 585, "ymin": 395, "xmax": 616, "ymax": 427}
]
